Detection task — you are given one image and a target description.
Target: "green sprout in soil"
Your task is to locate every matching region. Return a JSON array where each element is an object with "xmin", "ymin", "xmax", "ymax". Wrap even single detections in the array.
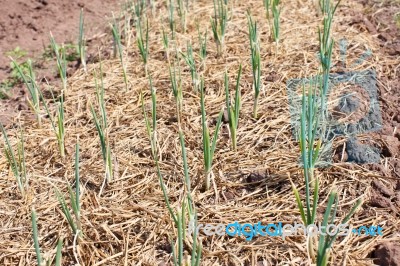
[
  {"xmin": 198, "ymin": 25, "xmax": 207, "ymax": 69},
  {"xmin": 142, "ymin": 83, "xmax": 202, "ymax": 265},
  {"xmin": 38, "ymin": 88, "xmax": 66, "ymax": 158},
  {"xmin": 162, "ymin": 27, "xmax": 170, "ymax": 62},
  {"xmin": 181, "ymin": 42, "xmax": 199, "ymax": 92},
  {"xmin": 49, "ymin": 34, "xmax": 68, "ymax": 91},
  {"xmin": 137, "ymin": 18, "xmax": 150, "ymax": 77},
  {"xmin": 11, "ymin": 58, "xmax": 42, "ymax": 127},
  {"xmin": 0, "ymin": 124, "xmax": 27, "ymax": 197},
  {"xmin": 292, "ymin": 79, "xmax": 362, "ymax": 265},
  {"xmin": 263, "ymin": 0, "xmax": 271, "ymax": 22},
  {"xmin": 177, "ymin": 0, "xmax": 187, "ymax": 33},
  {"xmin": 134, "ymin": 0, "xmax": 145, "ymax": 20},
  {"xmin": 271, "ymin": 0, "xmax": 281, "ymax": 44},
  {"xmin": 169, "ymin": 61, "xmax": 183, "ymax": 125},
  {"xmin": 211, "ymin": 0, "xmax": 228, "ymax": 57},
  {"xmin": 31, "ymin": 209, "xmax": 63, "ymax": 266},
  {"xmin": 200, "ymin": 77, "xmax": 223, "ymax": 191},
  {"xmin": 91, "ymin": 64, "xmax": 113, "ymax": 184},
  {"xmin": 111, "ymin": 17, "xmax": 128, "ymax": 90},
  {"xmin": 55, "ymin": 142, "xmax": 82, "ymax": 236},
  {"xmin": 78, "ymin": 9, "xmax": 87, "ymax": 72},
  {"xmin": 247, "ymin": 12, "xmax": 262, "ymax": 119},
  {"xmin": 168, "ymin": 0, "xmax": 176, "ymax": 40},
  {"xmin": 224, "ymin": 64, "xmax": 242, "ymax": 151}
]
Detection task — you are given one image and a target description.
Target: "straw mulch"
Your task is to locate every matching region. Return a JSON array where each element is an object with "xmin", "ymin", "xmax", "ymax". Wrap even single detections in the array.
[{"xmin": 0, "ymin": 0, "xmax": 399, "ymax": 265}]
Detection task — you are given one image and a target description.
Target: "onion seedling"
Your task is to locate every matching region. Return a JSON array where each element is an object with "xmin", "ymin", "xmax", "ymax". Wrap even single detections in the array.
[
  {"xmin": 200, "ymin": 78, "xmax": 223, "ymax": 190},
  {"xmin": 198, "ymin": 25, "xmax": 207, "ymax": 69},
  {"xmin": 211, "ymin": 0, "xmax": 228, "ymax": 57},
  {"xmin": 38, "ymin": 88, "xmax": 65, "ymax": 158},
  {"xmin": 316, "ymin": 191, "xmax": 362, "ymax": 265},
  {"xmin": 162, "ymin": 27, "xmax": 170, "ymax": 62},
  {"xmin": 78, "ymin": 9, "xmax": 87, "ymax": 72},
  {"xmin": 271, "ymin": 0, "xmax": 280, "ymax": 44},
  {"xmin": 91, "ymin": 67, "xmax": 113, "ymax": 183},
  {"xmin": 141, "ymin": 76, "xmax": 157, "ymax": 159},
  {"xmin": 31, "ymin": 209, "xmax": 64, "ymax": 266},
  {"xmin": 111, "ymin": 18, "xmax": 128, "ymax": 90},
  {"xmin": 169, "ymin": 62, "xmax": 183, "ymax": 125},
  {"xmin": 177, "ymin": 0, "xmax": 187, "ymax": 33},
  {"xmin": 55, "ymin": 142, "xmax": 82, "ymax": 236},
  {"xmin": 0, "ymin": 124, "xmax": 27, "ymax": 197},
  {"xmin": 137, "ymin": 18, "xmax": 150, "ymax": 77},
  {"xmin": 49, "ymin": 34, "xmax": 67, "ymax": 91},
  {"xmin": 247, "ymin": 12, "xmax": 262, "ymax": 119},
  {"xmin": 318, "ymin": 0, "xmax": 341, "ymax": 116},
  {"xmin": 224, "ymin": 64, "xmax": 242, "ymax": 151},
  {"xmin": 263, "ymin": 0, "xmax": 271, "ymax": 21},
  {"xmin": 142, "ymin": 86, "xmax": 201, "ymax": 264},
  {"xmin": 181, "ymin": 42, "xmax": 198, "ymax": 91},
  {"xmin": 11, "ymin": 58, "xmax": 41, "ymax": 127},
  {"xmin": 134, "ymin": 0, "xmax": 145, "ymax": 20},
  {"xmin": 168, "ymin": 0, "xmax": 176, "ymax": 39}
]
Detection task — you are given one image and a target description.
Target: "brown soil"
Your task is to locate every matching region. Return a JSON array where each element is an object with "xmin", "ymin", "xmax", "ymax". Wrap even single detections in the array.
[
  {"xmin": 0, "ymin": 0, "xmax": 119, "ymax": 126},
  {"xmin": 0, "ymin": 0, "xmax": 118, "ymax": 80}
]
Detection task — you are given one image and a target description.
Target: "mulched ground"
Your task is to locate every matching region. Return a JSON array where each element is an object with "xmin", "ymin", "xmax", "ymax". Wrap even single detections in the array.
[{"xmin": 0, "ymin": 0, "xmax": 399, "ymax": 265}]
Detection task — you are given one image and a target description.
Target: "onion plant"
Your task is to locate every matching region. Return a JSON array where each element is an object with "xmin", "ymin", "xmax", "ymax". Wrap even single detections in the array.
[
  {"xmin": 0, "ymin": 124, "xmax": 27, "ymax": 197},
  {"xmin": 141, "ymin": 85, "xmax": 201, "ymax": 265},
  {"xmin": 91, "ymin": 67, "xmax": 113, "ymax": 183},
  {"xmin": 177, "ymin": 0, "xmax": 187, "ymax": 33},
  {"xmin": 169, "ymin": 62, "xmax": 183, "ymax": 125},
  {"xmin": 134, "ymin": 0, "xmax": 145, "ymax": 20},
  {"xmin": 137, "ymin": 18, "xmax": 150, "ymax": 77},
  {"xmin": 181, "ymin": 42, "xmax": 198, "ymax": 92},
  {"xmin": 224, "ymin": 65, "xmax": 242, "ymax": 151},
  {"xmin": 211, "ymin": 0, "xmax": 228, "ymax": 57},
  {"xmin": 55, "ymin": 143, "xmax": 82, "ymax": 236},
  {"xmin": 318, "ymin": 0, "xmax": 341, "ymax": 117},
  {"xmin": 31, "ymin": 209, "xmax": 63, "ymax": 266},
  {"xmin": 291, "ymin": 79, "xmax": 362, "ymax": 265},
  {"xmin": 162, "ymin": 27, "xmax": 170, "ymax": 62},
  {"xmin": 11, "ymin": 58, "xmax": 41, "ymax": 127},
  {"xmin": 198, "ymin": 26, "xmax": 207, "ymax": 69},
  {"xmin": 49, "ymin": 34, "xmax": 67, "ymax": 91},
  {"xmin": 247, "ymin": 12, "xmax": 262, "ymax": 119},
  {"xmin": 263, "ymin": 0, "xmax": 271, "ymax": 21},
  {"xmin": 168, "ymin": 0, "xmax": 176, "ymax": 39},
  {"xmin": 200, "ymin": 78, "xmax": 223, "ymax": 190},
  {"xmin": 111, "ymin": 18, "xmax": 128, "ymax": 90},
  {"xmin": 38, "ymin": 88, "xmax": 65, "ymax": 158},
  {"xmin": 141, "ymin": 76, "xmax": 157, "ymax": 159},
  {"xmin": 271, "ymin": 0, "xmax": 280, "ymax": 44},
  {"xmin": 78, "ymin": 9, "xmax": 87, "ymax": 72}
]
